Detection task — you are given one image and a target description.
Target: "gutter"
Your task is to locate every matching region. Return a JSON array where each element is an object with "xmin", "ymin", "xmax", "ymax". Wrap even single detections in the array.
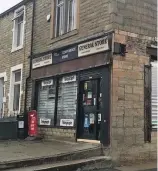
[{"xmin": 24, "ymin": 0, "xmax": 35, "ymax": 114}]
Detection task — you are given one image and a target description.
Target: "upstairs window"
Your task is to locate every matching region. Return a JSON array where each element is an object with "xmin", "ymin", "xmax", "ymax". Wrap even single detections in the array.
[
  {"xmin": 54, "ymin": 0, "xmax": 77, "ymax": 37},
  {"xmin": 12, "ymin": 6, "xmax": 25, "ymax": 51}
]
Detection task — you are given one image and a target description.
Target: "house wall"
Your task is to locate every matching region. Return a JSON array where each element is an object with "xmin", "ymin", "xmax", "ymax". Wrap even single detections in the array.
[
  {"xmin": 32, "ymin": 0, "xmax": 111, "ymax": 54},
  {"xmin": 109, "ymin": 0, "xmax": 157, "ymax": 37},
  {"xmin": 0, "ymin": 1, "xmax": 33, "ymax": 115},
  {"xmin": 110, "ymin": 30, "xmax": 157, "ymax": 163},
  {"xmin": 28, "ymin": 0, "xmax": 157, "ymax": 164}
]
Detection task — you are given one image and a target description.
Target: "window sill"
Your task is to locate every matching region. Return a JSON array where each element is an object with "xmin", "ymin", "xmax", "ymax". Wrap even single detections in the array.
[
  {"xmin": 49, "ymin": 29, "xmax": 78, "ymax": 45},
  {"xmin": 11, "ymin": 46, "xmax": 23, "ymax": 53}
]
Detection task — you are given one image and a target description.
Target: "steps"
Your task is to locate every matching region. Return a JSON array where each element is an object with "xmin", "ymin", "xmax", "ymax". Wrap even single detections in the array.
[
  {"xmin": 6, "ymin": 156, "xmax": 112, "ymax": 171},
  {"xmin": 0, "ymin": 146, "xmax": 111, "ymax": 171}
]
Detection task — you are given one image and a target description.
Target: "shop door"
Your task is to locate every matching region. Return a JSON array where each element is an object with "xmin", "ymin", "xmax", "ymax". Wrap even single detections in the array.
[{"xmin": 78, "ymin": 79, "xmax": 101, "ymax": 140}]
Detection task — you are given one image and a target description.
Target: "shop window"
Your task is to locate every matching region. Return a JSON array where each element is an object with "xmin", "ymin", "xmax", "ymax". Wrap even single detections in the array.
[
  {"xmin": 57, "ymin": 75, "xmax": 77, "ymax": 127},
  {"xmin": 54, "ymin": 0, "xmax": 77, "ymax": 37},
  {"xmin": 37, "ymin": 79, "xmax": 55, "ymax": 126},
  {"xmin": 12, "ymin": 6, "xmax": 25, "ymax": 52}
]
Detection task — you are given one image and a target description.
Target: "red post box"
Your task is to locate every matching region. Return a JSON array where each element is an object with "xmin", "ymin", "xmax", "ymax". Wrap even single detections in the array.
[{"xmin": 28, "ymin": 110, "xmax": 38, "ymax": 137}]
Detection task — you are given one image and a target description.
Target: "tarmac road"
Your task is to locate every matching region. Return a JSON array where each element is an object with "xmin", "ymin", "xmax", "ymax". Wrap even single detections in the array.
[{"xmin": 91, "ymin": 169, "xmax": 157, "ymax": 171}]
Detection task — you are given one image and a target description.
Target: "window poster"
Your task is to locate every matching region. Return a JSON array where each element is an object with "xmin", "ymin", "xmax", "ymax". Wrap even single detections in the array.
[
  {"xmin": 84, "ymin": 114, "xmax": 89, "ymax": 128},
  {"xmin": 84, "ymin": 82, "xmax": 88, "ymax": 90},
  {"xmin": 87, "ymin": 91, "xmax": 92, "ymax": 98},
  {"xmin": 90, "ymin": 113, "xmax": 94, "ymax": 124},
  {"xmin": 98, "ymin": 113, "xmax": 101, "ymax": 122}
]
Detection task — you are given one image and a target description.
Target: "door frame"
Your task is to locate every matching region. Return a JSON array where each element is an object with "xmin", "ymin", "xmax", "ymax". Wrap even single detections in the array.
[
  {"xmin": 0, "ymin": 72, "xmax": 7, "ymax": 118},
  {"xmin": 76, "ymin": 66, "xmax": 111, "ymax": 146},
  {"xmin": 77, "ymin": 78, "xmax": 101, "ymax": 141}
]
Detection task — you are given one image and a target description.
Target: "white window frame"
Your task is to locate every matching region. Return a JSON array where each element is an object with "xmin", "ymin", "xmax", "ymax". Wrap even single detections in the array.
[
  {"xmin": 11, "ymin": 6, "xmax": 25, "ymax": 52},
  {"xmin": 0, "ymin": 72, "xmax": 7, "ymax": 117},
  {"xmin": 9, "ymin": 64, "xmax": 23, "ymax": 116},
  {"xmin": 55, "ymin": 0, "xmax": 77, "ymax": 37},
  {"xmin": 67, "ymin": 0, "xmax": 77, "ymax": 32}
]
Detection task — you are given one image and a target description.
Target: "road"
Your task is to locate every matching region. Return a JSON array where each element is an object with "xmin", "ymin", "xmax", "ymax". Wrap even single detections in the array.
[{"xmin": 92, "ymin": 169, "xmax": 157, "ymax": 171}]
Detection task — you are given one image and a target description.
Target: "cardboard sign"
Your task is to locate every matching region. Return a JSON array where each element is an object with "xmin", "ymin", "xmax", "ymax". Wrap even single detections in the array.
[
  {"xmin": 41, "ymin": 79, "xmax": 53, "ymax": 86},
  {"xmin": 60, "ymin": 119, "xmax": 74, "ymax": 127},
  {"xmin": 62, "ymin": 75, "xmax": 76, "ymax": 83},
  {"xmin": 39, "ymin": 118, "xmax": 51, "ymax": 126}
]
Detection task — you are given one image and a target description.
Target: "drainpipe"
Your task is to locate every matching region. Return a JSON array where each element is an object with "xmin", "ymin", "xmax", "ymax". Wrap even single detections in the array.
[{"xmin": 24, "ymin": 0, "xmax": 35, "ymax": 114}]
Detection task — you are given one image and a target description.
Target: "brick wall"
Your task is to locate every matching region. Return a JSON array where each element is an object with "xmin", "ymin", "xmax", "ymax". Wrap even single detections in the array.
[
  {"xmin": 109, "ymin": 0, "xmax": 157, "ymax": 37},
  {"xmin": 110, "ymin": 31, "xmax": 157, "ymax": 163},
  {"xmin": 0, "ymin": 1, "xmax": 33, "ymax": 115}
]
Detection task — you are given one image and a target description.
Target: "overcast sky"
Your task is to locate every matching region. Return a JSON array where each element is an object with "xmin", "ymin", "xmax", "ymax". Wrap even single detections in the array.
[{"xmin": 0, "ymin": 0, "xmax": 22, "ymax": 13}]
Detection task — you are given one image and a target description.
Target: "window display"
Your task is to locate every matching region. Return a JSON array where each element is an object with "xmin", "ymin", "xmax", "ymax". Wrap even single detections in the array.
[
  {"xmin": 57, "ymin": 75, "xmax": 77, "ymax": 126},
  {"xmin": 37, "ymin": 79, "xmax": 55, "ymax": 125}
]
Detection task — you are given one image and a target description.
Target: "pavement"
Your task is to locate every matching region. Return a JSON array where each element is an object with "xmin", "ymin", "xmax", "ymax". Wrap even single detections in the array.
[
  {"xmin": 0, "ymin": 140, "xmax": 99, "ymax": 162},
  {"xmin": 94, "ymin": 169, "xmax": 157, "ymax": 171},
  {"xmin": 0, "ymin": 140, "xmax": 156, "ymax": 171}
]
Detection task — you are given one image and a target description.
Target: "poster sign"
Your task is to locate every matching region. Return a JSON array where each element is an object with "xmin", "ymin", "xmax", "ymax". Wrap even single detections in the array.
[
  {"xmin": 60, "ymin": 119, "xmax": 74, "ymax": 127},
  {"xmin": 18, "ymin": 121, "xmax": 24, "ymax": 129},
  {"xmin": 32, "ymin": 54, "xmax": 52, "ymax": 69},
  {"xmin": 90, "ymin": 113, "xmax": 94, "ymax": 124},
  {"xmin": 39, "ymin": 118, "xmax": 51, "ymax": 126},
  {"xmin": 53, "ymin": 46, "xmax": 78, "ymax": 64},
  {"xmin": 62, "ymin": 75, "xmax": 76, "ymax": 83},
  {"xmin": 98, "ymin": 113, "xmax": 101, "ymax": 122},
  {"xmin": 84, "ymin": 114, "xmax": 89, "ymax": 128},
  {"xmin": 78, "ymin": 36, "xmax": 109, "ymax": 57},
  {"xmin": 41, "ymin": 79, "xmax": 53, "ymax": 86}
]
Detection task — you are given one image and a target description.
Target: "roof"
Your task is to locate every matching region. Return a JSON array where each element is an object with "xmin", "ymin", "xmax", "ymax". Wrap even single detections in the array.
[{"xmin": 0, "ymin": 0, "xmax": 32, "ymax": 18}]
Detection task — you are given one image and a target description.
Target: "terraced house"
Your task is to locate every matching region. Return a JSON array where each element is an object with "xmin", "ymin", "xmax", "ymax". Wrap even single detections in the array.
[
  {"xmin": 0, "ymin": 0, "xmax": 157, "ymax": 164},
  {"xmin": 26, "ymin": 0, "xmax": 157, "ymax": 163},
  {"xmin": 0, "ymin": 0, "xmax": 33, "ymax": 117}
]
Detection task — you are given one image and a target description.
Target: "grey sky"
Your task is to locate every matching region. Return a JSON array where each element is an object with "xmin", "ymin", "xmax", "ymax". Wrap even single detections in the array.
[{"xmin": 0, "ymin": 0, "xmax": 22, "ymax": 14}]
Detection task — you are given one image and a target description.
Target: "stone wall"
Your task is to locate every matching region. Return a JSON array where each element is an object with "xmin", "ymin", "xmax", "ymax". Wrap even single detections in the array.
[
  {"xmin": 32, "ymin": 0, "xmax": 111, "ymax": 54},
  {"xmin": 0, "ymin": 1, "xmax": 33, "ymax": 115},
  {"xmin": 38, "ymin": 127, "xmax": 76, "ymax": 141},
  {"xmin": 110, "ymin": 30, "xmax": 157, "ymax": 163},
  {"xmin": 109, "ymin": 0, "xmax": 157, "ymax": 37}
]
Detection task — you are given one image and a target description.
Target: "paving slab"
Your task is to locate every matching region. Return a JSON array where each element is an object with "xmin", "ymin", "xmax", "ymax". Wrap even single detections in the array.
[{"xmin": 0, "ymin": 140, "xmax": 100, "ymax": 163}]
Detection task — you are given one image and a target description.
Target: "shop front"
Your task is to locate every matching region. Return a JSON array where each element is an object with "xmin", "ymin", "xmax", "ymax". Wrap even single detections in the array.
[{"xmin": 31, "ymin": 34, "xmax": 112, "ymax": 145}]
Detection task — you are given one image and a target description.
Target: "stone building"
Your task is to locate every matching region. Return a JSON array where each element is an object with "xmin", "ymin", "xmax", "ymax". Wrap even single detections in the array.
[
  {"xmin": 27, "ymin": 0, "xmax": 157, "ymax": 163},
  {"xmin": 0, "ymin": 0, "xmax": 33, "ymax": 117}
]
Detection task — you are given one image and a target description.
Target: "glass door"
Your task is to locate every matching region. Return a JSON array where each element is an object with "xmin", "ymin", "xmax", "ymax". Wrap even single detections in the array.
[{"xmin": 78, "ymin": 79, "xmax": 101, "ymax": 140}]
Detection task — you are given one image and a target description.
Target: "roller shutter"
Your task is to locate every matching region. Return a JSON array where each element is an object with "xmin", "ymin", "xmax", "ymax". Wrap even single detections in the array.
[{"xmin": 151, "ymin": 61, "xmax": 158, "ymax": 129}]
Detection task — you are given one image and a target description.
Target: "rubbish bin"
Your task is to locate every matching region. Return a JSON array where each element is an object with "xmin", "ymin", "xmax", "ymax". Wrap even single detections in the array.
[{"xmin": 17, "ymin": 114, "xmax": 25, "ymax": 139}]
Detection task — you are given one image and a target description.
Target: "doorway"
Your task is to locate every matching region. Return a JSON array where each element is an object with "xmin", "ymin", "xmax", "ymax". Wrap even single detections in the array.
[{"xmin": 78, "ymin": 79, "xmax": 102, "ymax": 141}]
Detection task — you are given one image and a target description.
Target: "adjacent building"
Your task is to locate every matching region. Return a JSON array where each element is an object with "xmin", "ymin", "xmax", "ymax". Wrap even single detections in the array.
[{"xmin": 0, "ymin": 0, "xmax": 33, "ymax": 117}]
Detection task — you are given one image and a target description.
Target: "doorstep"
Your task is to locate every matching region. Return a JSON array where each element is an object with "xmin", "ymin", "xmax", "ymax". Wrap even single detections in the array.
[{"xmin": 77, "ymin": 139, "xmax": 100, "ymax": 144}]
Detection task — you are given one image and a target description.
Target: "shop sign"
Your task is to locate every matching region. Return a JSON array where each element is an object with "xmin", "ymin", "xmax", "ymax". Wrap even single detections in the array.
[
  {"xmin": 39, "ymin": 118, "xmax": 51, "ymax": 126},
  {"xmin": 32, "ymin": 54, "xmax": 52, "ymax": 69},
  {"xmin": 78, "ymin": 36, "xmax": 109, "ymax": 57},
  {"xmin": 62, "ymin": 75, "xmax": 76, "ymax": 83},
  {"xmin": 41, "ymin": 79, "xmax": 53, "ymax": 86},
  {"xmin": 52, "ymin": 46, "xmax": 78, "ymax": 63},
  {"xmin": 60, "ymin": 119, "xmax": 74, "ymax": 127}
]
